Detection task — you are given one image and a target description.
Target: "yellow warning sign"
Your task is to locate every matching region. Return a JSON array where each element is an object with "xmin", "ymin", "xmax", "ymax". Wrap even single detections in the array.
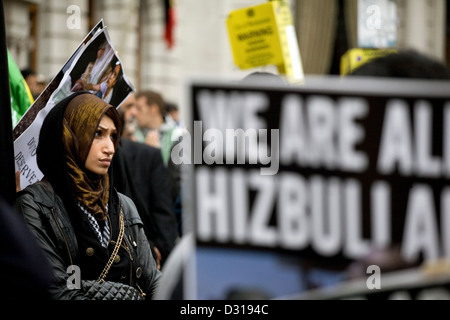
[
  {"xmin": 340, "ymin": 48, "xmax": 397, "ymax": 76},
  {"xmin": 226, "ymin": 0, "xmax": 304, "ymax": 82}
]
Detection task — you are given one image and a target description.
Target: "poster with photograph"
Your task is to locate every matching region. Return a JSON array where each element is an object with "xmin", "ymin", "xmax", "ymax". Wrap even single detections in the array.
[
  {"xmin": 184, "ymin": 76, "xmax": 450, "ymax": 299},
  {"xmin": 13, "ymin": 21, "xmax": 134, "ymax": 190},
  {"xmin": 12, "ymin": 19, "xmax": 105, "ymax": 141}
]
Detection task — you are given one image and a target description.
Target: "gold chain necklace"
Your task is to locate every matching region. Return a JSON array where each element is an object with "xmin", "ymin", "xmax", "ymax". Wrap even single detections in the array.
[{"xmin": 97, "ymin": 206, "xmax": 124, "ymax": 284}]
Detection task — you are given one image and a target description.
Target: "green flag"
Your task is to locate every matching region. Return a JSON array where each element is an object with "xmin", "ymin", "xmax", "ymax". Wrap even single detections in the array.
[{"xmin": 8, "ymin": 50, "xmax": 33, "ymax": 128}]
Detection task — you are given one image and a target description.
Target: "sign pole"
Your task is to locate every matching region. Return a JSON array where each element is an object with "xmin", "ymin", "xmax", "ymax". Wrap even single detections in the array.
[{"xmin": 0, "ymin": 0, "xmax": 16, "ymax": 205}]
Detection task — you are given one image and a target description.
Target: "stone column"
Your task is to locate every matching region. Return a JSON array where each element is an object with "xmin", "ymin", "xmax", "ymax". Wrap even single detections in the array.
[
  {"xmin": 397, "ymin": 0, "xmax": 446, "ymax": 62},
  {"xmin": 3, "ymin": 0, "xmax": 32, "ymax": 69},
  {"xmin": 36, "ymin": 0, "xmax": 88, "ymax": 78}
]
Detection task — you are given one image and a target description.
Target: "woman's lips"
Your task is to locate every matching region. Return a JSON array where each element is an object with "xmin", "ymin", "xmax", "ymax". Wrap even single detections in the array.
[{"xmin": 99, "ymin": 159, "xmax": 111, "ymax": 166}]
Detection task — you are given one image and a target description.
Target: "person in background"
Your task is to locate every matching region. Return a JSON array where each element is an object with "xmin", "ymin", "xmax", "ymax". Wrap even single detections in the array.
[
  {"xmin": 350, "ymin": 49, "xmax": 450, "ymax": 80},
  {"xmin": 240, "ymin": 71, "xmax": 288, "ymax": 86},
  {"xmin": 112, "ymin": 93, "xmax": 179, "ymax": 269},
  {"xmin": 165, "ymin": 101, "xmax": 182, "ymax": 128},
  {"xmin": 134, "ymin": 90, "xmax": 184, "ymax": 229},
  {"xmin": 119, "ymin": 93, "xmax": 139, "ymax": 141},
  {"xmin": 134, "ymin": 90, "xmax": 183, "ymax": 166},
  {"xmin": 21, "ymin": 68, "xmax": 46, "ymax": 100},
  {"xmin": 14, "ymin": 92, "xmax": 161, "ymax": 299},
  {"xmin": 20, "ymin": 68, "xmax": 39, "ymax": 100}
]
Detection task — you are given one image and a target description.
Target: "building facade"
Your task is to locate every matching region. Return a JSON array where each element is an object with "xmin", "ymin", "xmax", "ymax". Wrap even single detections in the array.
[{"xmin": 4, "ymin": 0, "xmax": 448, "ymax": 110}]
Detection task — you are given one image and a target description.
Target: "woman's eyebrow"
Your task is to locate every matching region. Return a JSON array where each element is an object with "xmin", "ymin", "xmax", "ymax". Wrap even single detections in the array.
[{"xmin": 98, "ymin": 124, "xmax": 117, "ymax": 132}]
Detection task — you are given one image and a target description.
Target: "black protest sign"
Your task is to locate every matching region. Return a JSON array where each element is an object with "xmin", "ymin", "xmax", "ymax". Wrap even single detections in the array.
[
  {"xmin": 186, "ymin": 77, "xmax": 450, "ymax": 273},
  {"xmin": 287, "ymin": 266, "xmax": 450, "ymax": 300}
]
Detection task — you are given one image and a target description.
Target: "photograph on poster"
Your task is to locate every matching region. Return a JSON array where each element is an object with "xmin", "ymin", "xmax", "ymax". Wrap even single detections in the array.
[{"xmin": 13, "ymin": 21, "xmax": 134, "ymax": 190}]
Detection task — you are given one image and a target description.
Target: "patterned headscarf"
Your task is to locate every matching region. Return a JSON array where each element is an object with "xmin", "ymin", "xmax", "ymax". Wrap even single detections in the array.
[{"xmin": 61, "ymin": 94, "xmax": 121, "ymax": 221}]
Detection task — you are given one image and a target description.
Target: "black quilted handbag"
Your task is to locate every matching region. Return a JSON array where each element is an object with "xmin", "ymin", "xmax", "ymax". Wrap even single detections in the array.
[
  {"xmin": 81, "ymin": 208, "xmax": 145, "ymax": 300},
  {"xmin": 82, "ymin": 280, "xmax": 144, "ymax": 300}
]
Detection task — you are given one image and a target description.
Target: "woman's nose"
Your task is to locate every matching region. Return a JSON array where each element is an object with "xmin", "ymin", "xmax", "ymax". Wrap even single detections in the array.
[{"xmin": 104, "ymin": 138, "xmax": 115, "ymax": 155}]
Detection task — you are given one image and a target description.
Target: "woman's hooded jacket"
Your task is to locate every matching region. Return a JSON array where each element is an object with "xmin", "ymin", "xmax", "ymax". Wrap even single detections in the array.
[{"xmin": 14, "ymin": 92, "xmax": 161, "ymax": 299}]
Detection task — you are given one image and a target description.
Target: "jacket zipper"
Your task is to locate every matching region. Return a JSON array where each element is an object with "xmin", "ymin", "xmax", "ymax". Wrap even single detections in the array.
[{"xmin": 51, "ymin": 207, "xmax": 74, "ymax": 266}]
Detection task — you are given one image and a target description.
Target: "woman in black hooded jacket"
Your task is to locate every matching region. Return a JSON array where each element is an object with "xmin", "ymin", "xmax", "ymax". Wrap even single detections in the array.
[{"xmin": 14, "ymin": 92, "xmax": 161, "ymax": 300}]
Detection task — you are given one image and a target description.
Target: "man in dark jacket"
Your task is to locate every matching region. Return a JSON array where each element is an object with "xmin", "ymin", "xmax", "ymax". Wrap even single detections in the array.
[{"xmin": 112, "ymin": 94, "xmax": 179, "ymax": 269}]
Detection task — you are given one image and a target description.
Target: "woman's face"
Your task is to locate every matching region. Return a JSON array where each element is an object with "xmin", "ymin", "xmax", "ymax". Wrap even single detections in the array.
[
  {"xmin": 107, "ymin": 65, "xmax": 120, "ymax": 87},
  {"xmin": 97, "ymin": 47, "xmax": 105, "ymax": 59},
  {"xmin": 85, "ymin": 115, "xmax": 117, "ymax": 175}
]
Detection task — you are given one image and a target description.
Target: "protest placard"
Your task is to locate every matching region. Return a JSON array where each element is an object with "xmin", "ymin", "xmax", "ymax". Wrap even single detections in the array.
[
  {"xmin": 13, "ymin": 20, "xmax": 134, "ymax": 190},
  {"xmin": 280, "ymin": 265, "xmax": 450, "ymax": 300},
  {"xmin": 226, "ymin": 0, "xmax": 303, "ymax": 83},
  {"xmin": 181, "ymin": 76, "xmax": 450, "ymax": 299}
]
